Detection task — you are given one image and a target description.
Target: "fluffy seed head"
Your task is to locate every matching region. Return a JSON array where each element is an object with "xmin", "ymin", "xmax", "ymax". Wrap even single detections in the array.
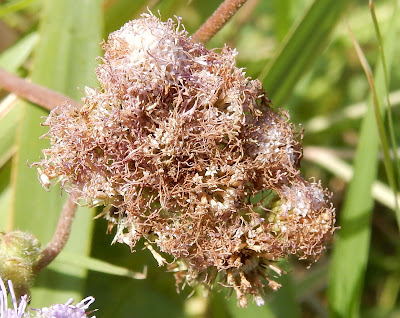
[{"xmin": 33, "ymin": 13, "xmax": 336, "ymax": 307}]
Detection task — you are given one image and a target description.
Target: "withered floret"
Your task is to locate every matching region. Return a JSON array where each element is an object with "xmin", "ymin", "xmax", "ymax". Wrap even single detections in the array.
[{"xmin": 34, "ymin": 13, "xmax": 336, "ymax": 307}]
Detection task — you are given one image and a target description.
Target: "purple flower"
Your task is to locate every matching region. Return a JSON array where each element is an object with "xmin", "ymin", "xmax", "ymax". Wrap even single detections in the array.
[
  {"xmin": 0, "ymin": 277, "xmax": 28, "ymax": 318},
  {"xmin": 1, "ymin": 276, "xmax": 96, "ymax": 318},
  {"xmin": 34, "ymin": 297, "xmax": 96, "ymax": 318}
]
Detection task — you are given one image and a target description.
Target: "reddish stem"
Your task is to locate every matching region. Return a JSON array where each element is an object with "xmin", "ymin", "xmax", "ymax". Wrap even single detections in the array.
[
  {"xmin": 193, "ymin": 0, "xmax": 248, "ymax": 43},
  {"xmin": 0, "ymin": 68, "xmax": 81, "ymax": 111},
  {"xmin": 33, "ymin": 195, "xmax": 78, "ymax": 273}
]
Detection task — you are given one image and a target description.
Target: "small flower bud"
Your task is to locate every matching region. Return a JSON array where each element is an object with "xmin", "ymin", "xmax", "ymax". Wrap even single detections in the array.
[{"xmin": 0, "ymin": 231, "xmax": 41, "ymax": 296}]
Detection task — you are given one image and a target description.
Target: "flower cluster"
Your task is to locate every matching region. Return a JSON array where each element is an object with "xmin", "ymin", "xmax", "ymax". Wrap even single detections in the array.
[
  {"xmin": 0, "ymin": 277, "xmax": 96, "ymax": 317},
  {"xmin": 34, "ymin": 13, "xmax": 336, "ymax": 307},
  {"xmin": 33, "ymin": 297, "xmax": 96, "ymax": 318}
]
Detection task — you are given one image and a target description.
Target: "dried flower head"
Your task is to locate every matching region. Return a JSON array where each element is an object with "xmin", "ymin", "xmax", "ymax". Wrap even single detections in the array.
[{"xmin": 34, "ymin": 13, "xmax": 336, "ymax": 307}]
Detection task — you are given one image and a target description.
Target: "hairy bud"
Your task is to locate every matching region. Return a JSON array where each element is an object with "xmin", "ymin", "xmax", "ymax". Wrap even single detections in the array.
[
  {"xmin": 0, "ymin": 231, "xmax": 41, "ymax": 297},
  {"xmin": 33, "ymin": 13, "xmax": 336, "ymax": 307}
]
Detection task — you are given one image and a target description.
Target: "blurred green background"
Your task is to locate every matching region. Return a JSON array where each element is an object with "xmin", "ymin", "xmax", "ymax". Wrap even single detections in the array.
[{"xmin": 1, "ymin": 0, "xmax": 399, "ymax": 317}]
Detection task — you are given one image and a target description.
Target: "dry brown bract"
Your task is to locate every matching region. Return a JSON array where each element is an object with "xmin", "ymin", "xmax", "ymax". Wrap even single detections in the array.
[{"xmin": 34, "ymin": 13, "xmax": 336, "ymax": 307}]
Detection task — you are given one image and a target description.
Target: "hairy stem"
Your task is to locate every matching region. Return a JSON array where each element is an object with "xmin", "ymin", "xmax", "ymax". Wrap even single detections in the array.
[
  {"xmin": 193, "ymin": 0, "xmax": 248, "ymax": 43},
  {"xmin": 0, "ymin": 68, "xmax": 81, "ymax": 111},
  {"xmin": 33, "ymin": 195, "xmax": 78, "ymax": 273}
]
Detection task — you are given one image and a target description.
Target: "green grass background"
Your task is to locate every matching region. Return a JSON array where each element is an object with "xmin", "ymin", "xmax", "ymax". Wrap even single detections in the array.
[{"xmin": 1, "ymin": 0, "xmax": 399, "ymax": 317}]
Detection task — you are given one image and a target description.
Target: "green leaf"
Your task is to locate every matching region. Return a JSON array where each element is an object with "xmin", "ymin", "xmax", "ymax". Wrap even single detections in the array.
[
  {"xmin": 272, "ymin": 0, "xmax": 291, "ymax": 41},
  {"xmin": 10, "ymin": 0, "xmax": 102, "ymax": 307},
  {"xmin": 259, "ymin": 0, "xmax": 353, "ymax": 105},
  {"xmin": 328, "ymin": 91, "xmax": 378, "ymax": 318},
  {"xmin": 267, "ymin": 266, "xmax": 301, "ymax": 318},
  {"xmin": 55, "ymin": 251, "xmax": 146, "ymax": 279},
  {"xmin": 0, "ymin": 0, "xmax": 37, "ymax": 17},
  {"xmin": 0, "ymin": 100, "xmax": 20, "ymax": 170},
  {"xmin": 328, "ymin": 2, "xmax": 399, "ymax": 317},
  {"xmin": 0, "ymin": 30, "xmax": 38, "ymax": 231},
  {"xmin": 0, "ymin": 32, "xmax": 38, "ymax": 74},
  {"xmin": 370, "ymin": 1, "xmax": 400, "ymax": 217},
  {"xmin": 0, "ymin": 31, "xmax": 38, "ymax": 170},
  {"xmin": 0, "ymin": 160, "xmax": 12, "ymax": 229}
]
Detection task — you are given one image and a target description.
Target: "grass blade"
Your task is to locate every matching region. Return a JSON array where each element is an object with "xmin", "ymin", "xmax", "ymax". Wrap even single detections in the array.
[
  {"xmin": 272, "ymin": 0, "xmax": 291, "ymax": 41},
  {"xmin": 259, "ymin": 0, "xmax": 353, "ymax": 105},
  {"xmin": 0, "ymin": 0, "xmax": 37, "ymax": 17},
  {"xmin": 346, "ymin": 17, "xmax": 399, "ymax": 224},
  {"xmin": 0, "ymin": 32, "xmax": 38, "ymax": 73},
  {"xmin": 0, "ymin": 97, "xmax": 19, "ymax": 170},
  {"xmin": 0, "ymin": 30, "xmax": 39, "ymax": 229},
  {"xmin": 55, "ymin": 252, "xmax": 147, "ymax": 279},
  {"xmin": 328, "ymin": 95, "xmax": 378, "ymax": 318},
  {"xmin": 328, "ymin": 3, "xmax": 399, "ymax": 316},
  {"xmin": 370, "ymin": 1, "xmax": 400, "ymax": 209}
]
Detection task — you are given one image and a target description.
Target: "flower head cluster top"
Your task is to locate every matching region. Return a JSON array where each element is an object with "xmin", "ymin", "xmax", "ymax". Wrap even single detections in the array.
[{"xmin": 34, "ymin": 13, "xmax": 336, "ymax": 307}]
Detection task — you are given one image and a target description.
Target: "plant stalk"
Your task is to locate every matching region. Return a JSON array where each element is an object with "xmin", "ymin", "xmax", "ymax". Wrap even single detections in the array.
[
  {"xmin": 193, "ymin": 0, "xmax": 248, "ymax": 43},
  {"xmin": 33, "ymin": 195, "xmax": 78, "ymax": 273},
  {"xmin": 0, "ymin": 68, "xmax": 81, "ymax": 111}
]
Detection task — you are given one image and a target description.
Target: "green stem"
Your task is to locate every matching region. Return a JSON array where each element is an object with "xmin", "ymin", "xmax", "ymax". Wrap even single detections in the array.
[{"xmin": 33, "ymin": 195, "xmax": 77, "ymax": 273}]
